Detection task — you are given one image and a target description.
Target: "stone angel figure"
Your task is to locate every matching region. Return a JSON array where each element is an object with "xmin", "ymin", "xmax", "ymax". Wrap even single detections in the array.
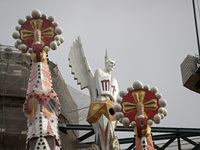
[
  {"xmin": 68, "ymin": 37, "xmax": 120, "ymax": 150},
  {"xmin": 68, "ymin": 36, "xmax": 119, "ymax": 103}
]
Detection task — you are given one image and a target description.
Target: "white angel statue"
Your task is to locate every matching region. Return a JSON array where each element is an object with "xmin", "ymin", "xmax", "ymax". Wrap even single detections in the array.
[
  {"xmin": 68, "ymin": 37, "xmax": 120, "ymax": 150},
  {"xmin": 68, "ymin": 36, "xmax": 119, "ymax": 103}
]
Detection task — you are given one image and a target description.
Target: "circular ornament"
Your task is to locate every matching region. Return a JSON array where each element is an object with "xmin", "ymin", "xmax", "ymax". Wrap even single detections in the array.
[
  {"xmin": 121, "ymin": 89, "xmax": 160, "ymax": 122},
  {"xmin": 19, "ymin": 17, "xmax": 55, "ymax": 48}
]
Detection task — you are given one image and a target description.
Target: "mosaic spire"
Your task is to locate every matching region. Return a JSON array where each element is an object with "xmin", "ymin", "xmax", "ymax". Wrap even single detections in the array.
[
  {"xmin": 114, "ymin": 80, "xmax": 168, "ymax": 150},
  {"xmin": 12, "ymin": 10, "xmax": 64, "ymax": 150}
]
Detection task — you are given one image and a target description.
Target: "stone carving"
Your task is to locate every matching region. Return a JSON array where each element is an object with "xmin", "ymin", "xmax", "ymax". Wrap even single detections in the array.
[{"xmin": 69, "ymin": 37, "xmax": 119, "ymax": 150}]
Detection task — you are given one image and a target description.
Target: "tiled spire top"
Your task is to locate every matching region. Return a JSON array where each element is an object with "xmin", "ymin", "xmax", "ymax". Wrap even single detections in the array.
[
  {"xmin": 12, "ymin": 9, "xmax": 64, "ymax": 54},
  {"xmin": 27, "ymin": 61, "xmax": 52, "ymax": 94}
]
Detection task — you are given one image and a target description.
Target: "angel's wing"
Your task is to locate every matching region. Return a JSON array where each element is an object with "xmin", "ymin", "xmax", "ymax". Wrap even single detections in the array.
[{"xmin": 68, "ymin": 36, "xmax": 97, "ymax": 101}]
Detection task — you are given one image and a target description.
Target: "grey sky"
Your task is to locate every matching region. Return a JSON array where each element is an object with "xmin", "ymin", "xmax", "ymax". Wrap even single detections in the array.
[{"xmin": 1, "ymin": 0, "xmax": 200, "ymax": 131}]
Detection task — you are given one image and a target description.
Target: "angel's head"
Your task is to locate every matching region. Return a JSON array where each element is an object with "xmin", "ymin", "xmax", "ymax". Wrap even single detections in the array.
[{"xmin": 105, "ymin": 50, "xmax": 115, "ymax": 74}]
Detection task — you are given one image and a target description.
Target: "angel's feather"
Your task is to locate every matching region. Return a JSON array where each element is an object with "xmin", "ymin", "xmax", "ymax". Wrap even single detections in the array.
[{"xmin": 68, "ymin": 36, "xmax": 97, "ymax": 101}]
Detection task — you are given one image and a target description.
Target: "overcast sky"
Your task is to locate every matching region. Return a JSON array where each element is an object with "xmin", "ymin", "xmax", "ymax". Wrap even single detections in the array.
[{"xmin": 1, "ymin": 0, "xmax": 200, "ymax": 132}]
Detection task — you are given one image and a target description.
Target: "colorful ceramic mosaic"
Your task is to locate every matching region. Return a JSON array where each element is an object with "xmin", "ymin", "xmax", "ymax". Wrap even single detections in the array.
[
  {"xmin": 114, "ymin": 81, "xmax": 168, "ymax": 150},
  {"xmin": 12, "ymin": 10, "xmax": 64, "ymax": 150}
]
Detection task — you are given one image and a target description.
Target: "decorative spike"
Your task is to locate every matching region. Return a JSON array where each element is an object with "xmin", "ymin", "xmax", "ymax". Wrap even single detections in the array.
[
  {"xmin": 16, "ymin": 39, "xmax": 22, "ymax": 45},
  {"xmin": 147, "ymin": 120, "xmax": 153, "ymax": 126},
  {"xmin": 131, "ymin": 121, "xmax": 136, "ymax": 127},
  {"xmin": 19, "ymin": 44, "xmax": 28, "ymax": 53},
  {"xmin": 28, "ymin": 48, "xmax": 33, "ymax": 54},
  {"xmin": 44, "ymin": 46, "xmax": 50, "ymax": 52},
  {"xmin": 150, "ymin": 87, "xmax": 158, "ymax": 94},
  {"xmin": 53, "ymin": 22, "xmax": 59, "ymax": 27},
  {"xmin": 15, "ymin": 26, "xmax": 21, "ymax": 31},
  {"xmin": 59, "ymin": 36, "xmax": 64, "ymax": 43},
  {"xmin": 156, "ymin": 93, "xmax": 162, "ymax": 99},
  {"xmin": 55, "ymin": 27, "xmax": 62, "ymax": 35},
  {"xmin": 54, "ymin": 35, "xmax": 60, "ymax": 41},
  {"xmin": 133, "ymin": 80, "xmax": 143, "ymax": 89},
  {"xmin": 56, "ymin": 41, "xmax": 61, "ymax": 46},
  {"xmin": 12, "ymin": 31, "xmax": 20, "ymax": 39},
  {"xmin": 114, "ymin": 112, "xmax": 121, "ymax": 120},
  {"xmin": 116, "ymin": 98, "xmax": 122, "ymax": 104},
  {"xmin": 158, "ymin": 107, "xmax": 164, "ymax": 114},
  {"xmin": 118, "ymin": 112, "xmax": 124, "ymax": 118},
  {"xmin": 41, "ymin": 14, "xmax": 47, "ymax": 18},
  {"xmin": 122, "ymin": 118, "xmax": 130, "ymax": 127},
  {"xmin": 163, "ymin": 108, "xmax": 168, "ymax": 116},
  {"xmin": 159, "ymin": 99, "xmax": 167, "ymax": 107},
  {"xmin": 18, "ymin": 18, "xmax": 25, "ymax": 25},
  {"xmin": 119, "ymin": 91, "xmax": 127, "ymax": 98},
  {"xmin": 14, "ymin": 42, "xmax": 19, "ymax": 48},
  {"xmin": 113, "ymin": 104, "xmax": 121, "ymax": 112},
  {"xmin": 31, "ymin": 10, "xmax": 41, "ymax": 18},
  {"xmin": 50, "ymin": 41, "xmax": 57, "ymax": 50},
  {"xmin": 160, "ymin": 114, "xmax": 164, "ymax": 119},
  {"xmin": 48, "ymin": 16, "xmax": 55, "ymax": 22},
  {"xmin": 127, "ymin": 87, "xmax": 133, "ymax": 92},
  {"xmin": 119, "ymin": 118, "xmax": 123, "ymax": 123},
  {"xmin": 26, "ymin": 15, "xmax": 31, "ymax": 20},
  {"xmin": 143, "ymin": 85, "xmax": 150, "ymax": 90},
  {"xmin": 153, "ymin": 114, "xmax": 161, "ymax": 124}
]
